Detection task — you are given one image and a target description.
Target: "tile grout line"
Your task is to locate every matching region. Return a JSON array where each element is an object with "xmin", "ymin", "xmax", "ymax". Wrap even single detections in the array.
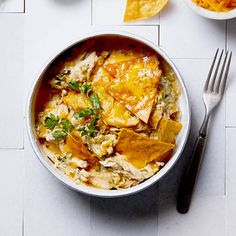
[
  {"xmin": 0, "ymin": 11, "xmax": 25, "ymax": 14},
  {"xmin": 93, "ymin": 24, "xmax": 160, "ymax": 27},
  {"xmin": 22, "ymin": 4, "xmax": 25, "ymax": 235},
  {"xmin": 22, "ymin": 140, "xmax": 26, "ymax": 236},
  {"xmin": 0, "ymin": 148, "xmax": 24, "ymax": 150}
]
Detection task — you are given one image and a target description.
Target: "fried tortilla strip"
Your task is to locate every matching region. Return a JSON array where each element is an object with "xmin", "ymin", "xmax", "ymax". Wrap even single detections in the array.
[
  {"xmin": 105, "ymin": 56, "xmax": 161, "ymax": 123},
  {"xmin": 157, "ymin": 118, "xmax": 182, "ymax": 144},
  {"xmin": 116, "ymin": 129, "xmax": 175, "ymax": 169},
  {"xmin": 124, "ymin": 0, "xmax": 169, "ymax": 22},
  {"xmin": 148, "ymin": 102, "xmax": 163, "ymax": 129},
  {"xmin": 62, "ymin": 91, "xmax": 92, "ymax": 110},
  {"xmin": 65, "ymin": 131, "xmax": 98, "ymax": 165},
  {"xmin": 92, "ymin": 67, "xmax": 139, "ymax": 127},
  {"xmin": 104, "ymin": 59, "xmax": 134, "ymax": 78},
  {"xmin": 104, "ymin": 50, "xmax": 143, "ymax": 77}
]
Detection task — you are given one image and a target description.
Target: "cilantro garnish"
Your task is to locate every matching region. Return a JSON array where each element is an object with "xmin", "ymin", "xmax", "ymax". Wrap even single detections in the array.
[
  {"xmin": 69, "ymin": 81, "xmax": 92, "ymax": 95},
  {"xmin": 68, "ymin": 81, "xmax": 81, "ymax": 91},
  {"xmin": 74, "ymin": 108, "xmax": 95, "ymax": 119},
  {"xmin": 81, "ymin": 83, "xmax": 92, "ymax": 95},
  {"xmin": 44, "ymin": 114, "xmax": 59, "ymax": 130},
  {"xmin": 52, "ymin": 130, "xmax": 67, "ymax": 140},
  {"xmin": 60, "ymin": 119, "xmax": 74, "ymax": 133},
  {"xmin": 89, "ymin": 92, "xmax": 101, "ymax": 110},
  {"xmin": 78, "ymin": 117, "xmax": 98, "ymax": 138}
]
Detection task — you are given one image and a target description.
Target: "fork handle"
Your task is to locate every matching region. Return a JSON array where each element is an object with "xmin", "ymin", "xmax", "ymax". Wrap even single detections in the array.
[{"xmin": 177, "ymin": 135, "xmax": 207, "ymax": 214}]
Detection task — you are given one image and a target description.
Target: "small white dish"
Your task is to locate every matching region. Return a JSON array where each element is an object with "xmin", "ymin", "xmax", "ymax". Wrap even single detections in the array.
[{"xmin": 183, "ymin": 0, "xmax": 236, "ymax": 20}]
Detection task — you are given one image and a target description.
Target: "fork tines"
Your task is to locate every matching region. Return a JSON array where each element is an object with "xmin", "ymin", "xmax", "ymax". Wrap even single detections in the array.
[{"xmin": 204, "ymin": 49, "xmax": 232, "ymax": 94}]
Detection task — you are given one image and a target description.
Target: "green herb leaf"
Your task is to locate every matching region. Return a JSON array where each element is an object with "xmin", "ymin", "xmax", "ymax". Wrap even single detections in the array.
[
  {"xmin": 81, "ymin": 83, "xmax": 92, "ymax": 95},
  {"xmin": 69, "ymin": 81, "xmax": 92, "ymax": 95},
  {"xmin": 89, "ymin": 92, "xmax": 101, "ymax": 110},
  {"xmin": 52, "ymin": 130, "xmax": 67, "ymax": 140},
  {"xmin": 88, "ymin": 117, "xmax": 99, "ymax": 137},
  {"xmin": 44, "ymin": 114, "xmax": 59, "ymax": 130},
  {"xmin": 60, "ymin": 119, "xmax": 74, "ymax": 132},
  {"xmin": 74, "ymin": 108, "xmax": 95, "ymax": 119},
  {"xmin": 78, "ymin": 127, "xmax": 96, "ymax": 138},
  {"xmin": 77, "ymin": 117, "xmax": 98, "ymax": 138},
  {"xmin": 68, "ymin": 81, "xmax": 81, "ymax": 91}
]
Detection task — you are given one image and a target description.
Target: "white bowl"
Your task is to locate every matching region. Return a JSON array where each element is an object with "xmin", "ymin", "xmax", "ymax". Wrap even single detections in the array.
[
  {"xmin": 183, "ymin": 0, "xmax": 236, "ymax": 20},
  {"xmin": 26, "ymin": 31, "xmax": 191, "ymax": 198}
]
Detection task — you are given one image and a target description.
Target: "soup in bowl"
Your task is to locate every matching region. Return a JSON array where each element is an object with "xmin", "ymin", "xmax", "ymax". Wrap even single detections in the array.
[{"xmin": 26, "ymin": 32, "xmax": 190, "ymax": 197}]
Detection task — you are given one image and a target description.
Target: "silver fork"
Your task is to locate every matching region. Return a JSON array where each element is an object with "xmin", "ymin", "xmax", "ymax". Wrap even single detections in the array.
[{"xmin": 177, "ymin": 49, "xmax": 232, "ymax": 214}]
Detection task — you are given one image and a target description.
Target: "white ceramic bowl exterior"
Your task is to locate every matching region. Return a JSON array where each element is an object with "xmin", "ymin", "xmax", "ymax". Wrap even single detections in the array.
[
  {"xmin": 184, "ymin": 0, "xmax": 236, "ymax": 20},
  {"xmin": 26, "ymin": 31, "xmax": 191, "ymax": 198}
]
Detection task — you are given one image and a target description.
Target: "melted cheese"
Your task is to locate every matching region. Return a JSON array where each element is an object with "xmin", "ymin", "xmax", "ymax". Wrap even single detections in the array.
[
  {"xmin": 157, "ymin": 118, "xmax": 182, "ymax": 144},
  {"xmin": 105, "ymin": 56, "xmax": 162, "ymax": 123},
  {"xmin": 65, "ymin": 131, "xmax": 98, "ymax": 165},
  {"xmin": 62, "ymin": 91, "xmax": 92, "ymax": 110},
  {"xmin": 104, "ymin": 59, "xmax": 134, "ymax": 78},
  {"xmin": 92, "ymin": 67, "xmax": 139, "ymax": 127},
  {"xmin": 115, "ymin": 129, "xmax": 175, "ymax": 169},
  {"xmin": 104, "ymin": 102, "xmax": 139, "ymax": 128}
]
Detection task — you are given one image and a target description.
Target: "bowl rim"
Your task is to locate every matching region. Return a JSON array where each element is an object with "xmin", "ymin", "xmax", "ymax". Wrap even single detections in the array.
[
  {"xmin": 183, "ymin": 0, "xmax": 236, "ymax": 20},
  {"xmin": 26, "ymin": 30, "xmax": 191, "ymax": 198}
]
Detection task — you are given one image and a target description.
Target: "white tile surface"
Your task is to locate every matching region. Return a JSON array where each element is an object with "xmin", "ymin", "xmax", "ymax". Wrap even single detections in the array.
[
  {"xmin": 24, "ymin": 132, "xmax": 91, "ymax": 236},
  {"xmin": 226, "ymin": 19, "xmax": 236, "ymax": 127},
  {"xmin": 0, "ymin": 149, "xmax": 24, "ymax": 236},
  {"xmin": 157, "ymin": 195, "xmax": 225, "ymax": 236},
  {"xmin": 92, "ymin": 0, "xmax": 159, "ymax": 26},
  {"xmin": 226, "ymin": 128, "xmax": 236, "ymax": 236},
  {"xmin": 0, "ymin": 14, "xmax": 24, "ymax": 148},
  {"xmin": 0, "ymin": 0, "xmax": 24, "ymax": 12},
  {"xmin": 160, "ymin": 0, "xmax": 226, "ymax": 58}
]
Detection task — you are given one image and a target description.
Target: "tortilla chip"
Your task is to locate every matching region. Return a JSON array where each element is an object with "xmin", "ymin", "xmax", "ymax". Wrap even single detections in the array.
[
  {"xmin": 124, "ymin": 0, "xmax": 169, "ymax": 22},
  {"xmin": 105, "ymin": 56, "xmax": 161, "ymax": 123},
  {"xmin": 116, "ymin": 129, "xmax": 175, "ymax": 169},
  {"xmin": 104, "ymin": 50, "xmax": 143, "ymax": 77},
  {"xmin": 62, "ymin": 91, "xmax": 92, "ymax": 110},
  {"xmin": 92, "ymin": 67, "xmax": 139, "ymax": 127},
  {"xmin": 104, "ymin": 59, "xmax": 134, "ymax": 78},
  {"xmin": 148, "ymin": 101, "xmax": 163, "ymax": 129},
  {"xmin": 157, "ymin": 118, "xmax": 182, "ymax": 144},
  {"xmin": 65, "ymin": 131, "xmax": 98, "ymax": 165}
]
